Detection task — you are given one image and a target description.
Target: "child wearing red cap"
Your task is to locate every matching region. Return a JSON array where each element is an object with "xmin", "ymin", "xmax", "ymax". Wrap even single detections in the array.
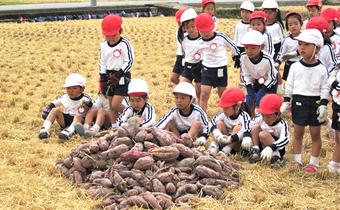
[
  {"xmin": 335, "ymin": 7, "xmax": 340, "ymax": 35},
  {"xmin": 99, "ymin": 14, "xmax": 135, "ymax": 129},
  {"xmin": 245, "ymin": 94, "xmax": 289, "ymax": 167},
  {"xmin": 155, "ymin": 82, "xmax": 209, "ymax": 146},
  {"xmin": 280, "ymin": 29, "xmax": 330, "ymax": 173},
  {"xmin": 201, "ymin": 0, "xmax": 218, "ymax": 30},
  {"xmin": 117, "ymin": 79, "xmax": 156, "ymax": 127},
  {"xmin": 171, "ymin": 8, "xmax": 188, "ymax": 85},
  {"xmin": 208, "ymin": 88, "xmax": 252, "ymax": 155},
  {"xmin": 302, "ymin": 0, "xmax": 323, "ymax": 31},
  {"xmin": 240, "ymin": 30, "xmax": 278, "ymax": 118},
  {"xmin": 194, "ymin": 13, "xmax": 240, "ymax": 113},
  {"xmin": 321, "ymin": 7, "xmax": 340, "ymax": 55}
]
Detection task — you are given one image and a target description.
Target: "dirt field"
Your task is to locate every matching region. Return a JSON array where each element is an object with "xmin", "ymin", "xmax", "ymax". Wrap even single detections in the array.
[{"xmin": 1, "ymin": 11, "xmax": 340, "ymax": 210}]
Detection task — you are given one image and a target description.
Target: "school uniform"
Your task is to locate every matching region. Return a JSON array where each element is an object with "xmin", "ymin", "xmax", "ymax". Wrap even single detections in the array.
[
  {"xmin": 276, "ymin": 34, "xmax": 301, "ymax": 80},
  {"xmin": 182, "ymin": 34, "xmax": 202, "ymax": 82},
  {"xmin": 212, "ymin": 15, "xmax": 218, "ymax": 30},
  {"xmin": 266, "ymin": 21, "xmax": 285, "ymax": 60},
  {"xmin": 330, "ymin": 32, "xmax": 340, "ymax": 56},
  {"xmin": 173, "ymin": 29, "xmax": 185, "ymax": 75},
  {"xmin": 233, "ymin": 20, "xmax": 251, "ymax": 53},
  {"xmin": 316, "ymin": 43, "xmax": 338, "ymax": 74},
  {"xmin": 284, "ymin": 60, "xmax": 329, "ymax": 126},
  {"xmin": 209, "ymin": 110, "xmax": 251, "ymax": 143},
  {"xmin": 198, "ymin": 32, "xmax": 240, "ymax": 87},
  {"xmin": 117, "ymin": 102, "xmax": 156, "ymax": 127},
  {"xmin": 301, "ymin": 19, "xmax": 309, "ymax": 31},
  {"xmin": 155, "ymin": 104, "xmax": 210, "ymax": 138},
  {"xmin": 251, "ymin": 114, "xmax": 290, "ymax": 157},
  {"xmin": 331, "ymin": 71, "xmax": 340, "ymax": 130},
  {"xmin": 99, "ymin": 37, "xmax": 134, "ymax": 96},
  {"xmin": 262, "ymin": 31, "xmax": 275, "ymax": 58}
]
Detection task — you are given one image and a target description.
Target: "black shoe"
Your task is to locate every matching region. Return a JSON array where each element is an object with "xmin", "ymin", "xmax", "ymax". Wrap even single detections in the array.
[
  {"xmin": 58, "ymin": 130, "xmax": 70, "ymax": 140},
  {"xmin": 249, "ymin": 147, "xmax": 261, "ymax": 163},
  {"xmin": 270, "ymin": 156, "xmax": 285, "ymax": 168}
]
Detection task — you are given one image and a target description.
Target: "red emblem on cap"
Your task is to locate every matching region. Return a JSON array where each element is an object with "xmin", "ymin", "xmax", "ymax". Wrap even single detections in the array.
[
  {"xmin": 210, "ymin": 43, "xmax": 217, "ymax": 51},
  {"xmin": 193, "ymin": 52, "xmax": 201, "ymax": 60},
  {"xmin": 258, "ymin": 76, "xmax": 265, "ymax": 84},
  {"xmin": 78, "ymin": 106, "xmax": 85, "ymax": 114},
  {"xmin": 113, "ymin": 49, "xmax": 122, "ymax": 58}
]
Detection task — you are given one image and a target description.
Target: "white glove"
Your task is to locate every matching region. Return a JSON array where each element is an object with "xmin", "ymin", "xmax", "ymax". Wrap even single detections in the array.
[
  {"xmin": 219, "ymin": 135, "xmax": 232, "ymax": 145},
  {"xmin": 80, "ymin": 98, "xmax": 90, "ymax": 107},
  {"xmin": 213, "ymin": 129, "xmax": 224, "ymax": 143},
  {"xmin": 195, "ymin": 136, "xmax": 207, "ymax": 146},
  {"xmin": 317, "ymin": 105, "xmax": 328, "ymax": 123},
  {"xmin": 328, "ymin": 75, "xmax": 336, "ymax": 88},
  {"xmin": 282, "ymin": 51, "xmax": 297, "ymax": 61},
  {"xmin": 274, "ymin": 62, "xmax": 280, "ymax": 69},
  {"xmin": 280, "ymin": 102, "xmax": 291, "ymax": 115},
  {"xmin": 260, "ymin": 146, "xmax": 273, "ymax": 161},
  {"xmin": 241, "ymin": 136, "xmax": 252, "ymax": 151}
]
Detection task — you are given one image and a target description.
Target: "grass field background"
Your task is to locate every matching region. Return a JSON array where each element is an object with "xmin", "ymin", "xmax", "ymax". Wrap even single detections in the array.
[{"xmin": 1, "ymin": 6, "xmax": 340, "ymax": 210}]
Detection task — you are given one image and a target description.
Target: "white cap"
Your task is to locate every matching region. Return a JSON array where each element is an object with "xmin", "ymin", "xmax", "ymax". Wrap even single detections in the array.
[
  {"xmin": 128, "ymin": 78, "xmax": 149, "ymax": 96},
  {"xmin": 241, "ymin": 30, "xmax": 265, "ymax": 46},
  {"xmin": 173, "ymin": 82, "xmax": 196, "ymax": 98},
  {"xmin": 180, "ymin": 8, "xmax": 197, "ymax": 23},
  {"xmin": 64, "ymin": 73, "xmax": 85, "ymax": 87},
  {"xmin": 240, "ymin": 1, "xmax": 255, "ymax": 12},
  {"xmin": 262, "ymin": 0, "xmax": 278, "ymax": 9},
  {"xmin": 294, "ymin": 29, "xmax": 324, "ymax": 48}
]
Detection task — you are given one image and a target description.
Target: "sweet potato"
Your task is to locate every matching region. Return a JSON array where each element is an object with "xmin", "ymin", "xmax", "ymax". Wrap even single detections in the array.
[
  {"xmin": 156, "ymin": 196, "xmax": 174, "ymax": 210},
  {"xmin": 98, "ymin": 137, "xmax": 109, "ymax": 151},
  {"xmin": 126, "ymin": 177, "xmax": 141, "ymax": 187},
  {"xmin": 117, "ymin": 126, "xmax": 129, "ymax": 137},
  {"xmin": 81, "ymin": 155, "xmax": 94, "ymax": 170},
  {"xmin": 133, "ymin": 186, "xmax": 147, "ymax": 194},
  {"xmin": 87, "ymin": 186, "xmax": 113, "ymax": 198},
  {"xmin": 63, "ymin": 157, "xmax": 73, "ymax": 169},
  {"xmin": 151, "ymin": 127, "xmax": 176, "ymax": 146},
  {"xmin": 101, "ymin": 195, "xmax": 120, "ymax": 207},
  {"xmin": 175, "ymin": 184, "xmax": 198, "ymax": 198},
  {"xmin": 192, "ymin": 148, "xmax": 203, "ymax": 159},
  {"xmin": 93, "ymin": 178, "xmax": 113, "ymax": 188},
  {"xmin": 143, "ymin": 141, "xmax": 159, "ymax": 151},
  {"xmin": 202, "ymin": 185, "xmax": 224, "ymax": 199},
  {"xmin": 135, "ymin": 130, "xmax": 148, "ymax": 142},
  {"xmin": 165, "ymin": 182, "xmax": 176, "ymax": 195},
  {"xmin": 152, "ymin": 192, "xmax": 172, "ymax": 200},
  {"xmin": 143, "ymin": 191, "xmax": 162, "ymax": 210},
  {"xmin": 138, "ymin": 174, "xmax": 152, "ymax": 191},
  {"xmin": 130, "ymin": 142, "xmax": 144, "ymax": 152},
  {"xmin": 180, "ymin": 133, "xmax": 193, "ymax": 148},
  {"xmin": 117, "ymin": 170, "xmax": 132, "ymax": 178},
  {"xmin": 172, "ymin": 143, "xmax": 194, "ymax": 158},
  {"xmin": 194, "ymin": 155, "xmax": 222, "ymax": 173},
  {"xmin": 120, "ymin": 151, "xmax": 151, "ymax": 162},
  {"xmin": 152, "ymin": 178, "xmax": 166, "ymax": 193},
  {"xmin": 176, "ymin": 158, "xmax": 195, "ymax": 168},
  {"xmin": 154, "ymin": 172, "xmax": 174, "ymax": 184},
  {"xmin": 177, "ymin": 167, "xmax": 192, "ymax": 173},
  {"xmin": 145, "ymin": 133, "xmax": 154, "ymax": 141},
  {"xmin": 89, "ymin": 142, "xmax": 100, "ymax": 154},
  {"xmin": 73, "ymin": 170, "xmax": 83, "ymax": 186},
  {"xmin": 127, "ymin": 117, "xmax": 140, "ymax": 139},
  {"xmin": 73, "ymin": 157, "xmax": 87, "ymax": 174},
  {"xmin": 133, "ymin": 156, "xmax": 155, "ymax": 171},
  {"xmin": 195, "ymin": 165, "xmax": 221, "ymax": 179},
  {"xmin": 89, "ymin": 171, "xmax": 104, "ymax": 182},
  {"xmin": 103, "ymin": 204, "xmax": 116, "ymax": 210},
  {"xmin": 123, "ymin": 189, "xmax": 139, "ymax": 197},
  {"xmin": 126, "ymin": 196, "xmax": 148, "ymax": 208},
  {"xmin": 110, "ymin": 137, "xmax": 133, "ymax": 148},
  {"xmin": 112, "ymin": 171, "xmax": 128, "ymax": 193},
  {"xmin": 104, "ymin": 132, "xmax": 116, "ymax": 142},
  {"xmin": 118, "ymin": 200, "xmax": 129, "ymax": 209},
  {"xmin": 175, "ymin": 194, "xmax": 196, "ymax": 204},
  {"xmin": 101, "ymin": 144, "xmax": 129, "ymax": 159},
  {"xmin": 149, "ymin": 146, "xmax": 180, "ymax": 162},
  {"xmin": 60, "ymin": 166, "xmax": 70, "ymax": 177},
  {"xmin": 70, "ymin": 148, "xmax": 80, "ymax": 157}
]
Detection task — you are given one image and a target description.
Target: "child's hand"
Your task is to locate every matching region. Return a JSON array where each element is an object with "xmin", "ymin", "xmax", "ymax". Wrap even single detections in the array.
[
  {"xmin": 100, "ymin": 81, "xmax": 107, "ymax": 96},
  {"xmin": 282, "ymin": 51, "xmax": 297, "ymax": 61},
  {"xmin": 194, "ymin": 136, "xmax": 207, "ymax": 146},
  {"xmin": 109, "ymin": 74, "xmax": 120, "ymax": 86},
  {"xmin": 220, "ymin": 135, "xmax": 231, "ymax": 145},
  {"xmin": 212, "ymin": 129, "xmax": 223, "ymax": 140},
  {"xmin": 280, "ymin": 102, "xmax": 291, "ymax": 115},
  {"xmin": 260, "ymin": 146, "xmax": 273, "ymax": 161},
  {"xmin": 80, "ymin": 98, "xmax": 90, "ymax": 107},
  {"xmin": 42, "ymin": 106, "xmax": 51, "ymax": 120},
  {"xmin": 241, "ymin": 137, "xmax": 252, "ymax": 150},
  {"xmin": 317, "ymin": 105, "xmax": 328, "ymax": 123}
]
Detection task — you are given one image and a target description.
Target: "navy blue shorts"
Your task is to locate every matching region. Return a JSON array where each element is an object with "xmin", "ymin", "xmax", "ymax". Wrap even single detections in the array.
[
  {"xmin": 182, "ymin": 61, "xmax": 202, "ymax": 83},
  {"xmin": 282, "ymin": 60, "xmax": 294, "ymax": 81},
  {"xmin": 331, "ymin": 102, "xmax": 340, "ymax": 131},
  {"xmin": 291, "ymin": 95, "xmax": 323, "ymax": 126},
  {"xmin": 61, "ymin": 113, "xmax": 74, "ymax": 129},
  {"xmin": 273, "ymin": 43, "xmax": 282, "ymax": 61},
  {"xmin": 253, "ymin": 80, "xmax": 278, "ymax": 94},
  {"xmin": 172, "ymin": 55, "xmax": 184, "ymax": 74},
  {"xmin": 106, "ymin": 71, "xmax": 131, "ymax": 97},
  {"xmin": 201, "ymin": 65, "xmax": 228, "ymax": 88}
]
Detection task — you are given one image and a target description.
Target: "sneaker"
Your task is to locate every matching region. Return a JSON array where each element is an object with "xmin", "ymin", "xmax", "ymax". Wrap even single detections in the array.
[
  {"xmin": 75, "ymin": 122, "xmax": 86, "ymax": 136},
  {"xmin": 304, "ymin": 163, "xmax": 318, "ymax": 173},
  {"xmin": 249, "ymin": 147, "xmax": 261, "ymax": 163},
  {"xmin": 326, "ymin": 164, "xmax": 340, "ymax": 174},
  {"xmin": 270, "ymin": 156, "xmax": 285, "ymax": 168},
  {"xmin": 329, "ymin": 130, "xmax": 336, "ymax": 143},
  {"xmin": 59, "ymin": 130, "xmax": 70, "ymax": 140},
  {"xmin": 39, "ymin": 128, "xmax": 50, "ymax": 139},
  {"xmin": 291, "ymin": 161, "xmax": 303, "ymax": 169},
  {"xmin": 84, "ymin": 128, "xmax": 97, "ymax": 139}
]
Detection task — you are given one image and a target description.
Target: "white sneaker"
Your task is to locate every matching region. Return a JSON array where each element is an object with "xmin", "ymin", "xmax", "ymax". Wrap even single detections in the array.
[
  {"xmin": 39, "ymin": 128, "xmax": 50, "ymax": 139},
  {"xmin": 327, "ymin": 165, "xmax": 340, "ymax": 174},
  {"xmin": 59, "ymin": 130, "xmax": 70, "ymax": 140}
]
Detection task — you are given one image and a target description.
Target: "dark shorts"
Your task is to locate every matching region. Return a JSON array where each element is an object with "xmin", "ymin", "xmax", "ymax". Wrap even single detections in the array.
[
  {"xmin": 182, "ymin": 61, "xmax": 202, "ymax": 83},
  {"xmin": 61, "ymin": 113, "xmax": 74, "ymax": 129},
  {"xmin": 331, "ymin": 103, "xmax": 340, "ymax": 131},
  {"xmin": 172, "ymin": 55, "xmax": 184, "ymax": 74},
  {"xmin": 282, "ymin": 60, "xmax": 294, "ymax": 81},
  {"xmin": 273, "ymin": 43, "xmax": 282, "ymax": 61},
  {"xmin": 201, "ymin": 65, "xmax": 228, "ymax": 88},
  {"xmin": 291, "ymin": 95, "xmax": 323, "ymax": 126},
  {"xmin": 106, "ymin": 71, "xmax": 131, "ymax": 97},
  {"xmin": 253, "ymin": 80, "xmax": 278, "ymax": 94}
]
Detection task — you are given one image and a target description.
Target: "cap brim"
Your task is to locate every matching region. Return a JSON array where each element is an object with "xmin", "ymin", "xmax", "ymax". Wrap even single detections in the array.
[
  {"xmin": 172, "ymin": 91, "xmax": 193, "ymax": 97},
  {"xmin": 197, "ymin": 24, "xmax": 215, "ymax": 32},
  {"xmin": 102, "ymin": 28, "xmax": 121, "ymax": 36},
  {"xmin": 128, "ymin": 92, "xmax": 148, "ymax": 97},
  {"xmin": 218, "ymin": 101, "xmax": 235, "ymax": 107},
  {"xmin": 256, "ymin": 107, "xmax": 275, "ymax": 114}
]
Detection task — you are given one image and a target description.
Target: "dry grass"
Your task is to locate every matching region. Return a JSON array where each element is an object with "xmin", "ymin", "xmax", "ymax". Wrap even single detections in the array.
[{"xmin": 1, "ymin": 10, "xmax": 340, "ymax": 210}]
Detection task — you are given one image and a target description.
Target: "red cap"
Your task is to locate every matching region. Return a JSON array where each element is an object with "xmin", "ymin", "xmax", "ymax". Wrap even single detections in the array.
[
  {"xmin": 249, "ymin": 11, "xmax": 267, "ymax": 21},
  {"xmin": 338, "ymin": 7, "xmax": 340, "ymax": 15},
  {"xmin": 98, "ymin": 77, "xmax": 102, "ymax": 93},
  {"xmin": 285, "ymin": 11, "xmax": 303, "ymax": 22},
  {"xmin": 201, "ymin": 0, "xmax": 215, "ymax": 7},
  {"xmin": 306, "ymin": 16, "xmax": 329, "ymax": 33},
  {"xmin": 218, "ymin": 88, "xmax": 245, "ymax": 107},
  {"xmin": 102, "ymin": 14, "xmax": 123, "ymax": 36},
  {"xmin": 257, "ymin": 94, "xmax": 283, "ymax": 114},
  {"xmin": 321, "ymin": 8, "xmax": 339, "ymax": 22},
  {"xmin": 306, "ymin": 0, "xmax": 322, "ymax": 9},
  {"xmin": 194, "ymin": 13, "xmax": 215, "ymax": 32},
  {"xmin": 175, "ymin": 8, "xmax": 188, "ymax": 22}
]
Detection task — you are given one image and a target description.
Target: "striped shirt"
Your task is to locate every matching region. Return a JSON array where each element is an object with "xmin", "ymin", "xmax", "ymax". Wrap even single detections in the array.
[
  {"xmin": 51, "ymin": 93, "xmax": 92, "ymax": 118},
  {"xmin": 276, "ymin": 34, "xmax": 301, "ymax": 64},
  {"xmin": 316, "ymin": 43, "xmax": 338, "ymax": 74},
  {"xmin": 266, "ymin": 21, "xmax": 285, "ymax": 45}
]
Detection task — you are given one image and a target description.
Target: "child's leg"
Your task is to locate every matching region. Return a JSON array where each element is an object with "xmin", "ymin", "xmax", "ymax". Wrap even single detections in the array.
[
  {"xmin": 195, "ymin": 82, "xmax": 201, "ymax": 105},
  {"xmin": 188, "ymin": 120, "xmax": 202, "ymax": 139},
  {"xmin": 322, "ymin": 118, "xmax": 335, "ymax": 142},
  {"xmin": 200, "ymin": 85, "xmax": 212, "ymax": 113},
  {"xmin": 292, "ymin": 124, "xmax": 305, "ymax": 165},
  {"xmin": 170, "ymin": 72, "xmax": 181, "ymax": 85},
  {"xmin": 250, "ymin": 124, "xmax": 261, "ymax": 147},
  {"xmin": 47, "ymin": 108, "xmax": 65, "ymax": 128},
  {"xmin": 95, "ymin": 109, "xmax": 111, "ymax": 129},
  {"xmin": 179, "ymin": 77, "xmax": 191, "ymax": 83},
  {"xmin": 308, "ymin": 125, "xmax": 322, "ymax": 164},
  {"xmin": 221, "ymin": 125, "xmax": 242, "ymax": 154},
  {"xmin": 84, "ymin": 107, "xmax": 98, "ymax": 129},
  {"xmin": 163, "ymin": 121, "xmax": 180, "ymax": 136},
  {"xmin": 328, "ymin": 130, "xmax": 340, "ymax": 172},
  {"xmin": 217, "ymin": 86, "xmax": 226, "ymax": 98},
  {"xmin": 108, "ymin": 95, "xmax": 125, "ymax": 128}
]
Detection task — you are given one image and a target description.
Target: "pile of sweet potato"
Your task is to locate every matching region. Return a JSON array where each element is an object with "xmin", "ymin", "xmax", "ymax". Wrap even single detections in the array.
[{"xmin": 56, "ymin": 117, "xmax": 242, "ymax": 210}]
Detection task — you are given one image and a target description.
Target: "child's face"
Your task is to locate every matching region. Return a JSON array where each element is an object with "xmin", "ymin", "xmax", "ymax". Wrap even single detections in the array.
[
  {"xmin": 223, "ymin": 104, "xmax": 240, "ymax": 117},
  {"xmin": 203, "ymin": 3, "xmax": 215, "ymax": 16},
  {"xmin": 298, "ymin": 41, "xmax": 320, "ymax": 62},
  {"xmin": 244, "ymin": 45, "xmax": 261, "ymax": 60},
  {"xmin": 326, "ymin": 20, "xmax": 335, "ymax": 37},
  {"xmin": 262, "ymin": 113, "xmax": 280, "ymax": 125},
  {"xmin": 287, "ymin": 16, "xmax": 302, "ymax": 37},
  {"xmin": 241, "ymin": 9, "xmax": 252, "ymax": 22},
  {"xmin": 174, "ymin": 93, "xmax": 192, "ymax": 110},
  {"xmin": 307, "ymin": 6, "xmax": 321, "ymax": 18},
  {"xmin": 263, "ymin": 9, "xmax": 276, "ymax": 23},
  {"xmin": 250, "ymin": 19, "xmax": 265, "ymax": 33},
  {"xmin": 129, "ymin": 96, "xmax": 147, "ymax": 111},
  {"xmin": 65, "ymin": 86, "xmax": 84, "ymax": 99},
  {"xmin": 199, "ymin": 30, "xmax": 214, "ymax": 39},
  {"xmin": 184, "ymin": 20, "xmax": 198, "ymax": 37},
  {"xmin": 105, "ymin": 32, "xmax": 121, "ymax": 45}
]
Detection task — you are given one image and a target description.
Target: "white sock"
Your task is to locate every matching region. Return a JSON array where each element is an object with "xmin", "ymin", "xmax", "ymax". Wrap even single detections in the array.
[
  {"xmin": 66, "ymin": 125, "xmax": 75, "ymax": 135},
  {"xmin": 309, "ymin": 156, "xmax": 318, "ymax": 166},
  {"xmin": 253, "ymin": 145, "xmax": 260, "ymax": 150},
  {"xmin": 209, "ymin": 141, "xmax": 218, "ymax": 150},
  {"xmin": 221, "ymin": 146, "xmax": 232, "ymax": 155},
  {"xmin": 294, "ymin": 154, "xmax": 302, "ymax": 163},
  {"xmin": 272, "ymin": 151, "xmax": 280, "ymax": 157},
  {"xmin": 330, "ymin": 161, "xmax": 339, "ymax": 168},
  {"xmin": 93, "ymin": 124, "xmax": 101, "ymax": 132},
  {"xmin": 112, "ymin": 123, "xmax": 117, "ymax": 128},
  {"xmin": 84, "ymin": 124, "xmax": 90, "ymax": 130},
  {"xmin": 42, "ymin": 121, "xmax": 52, "ymax": 130},
  {"xmin": 325, "ymin": 118, "xmax": 332, "ymax": 131},
  {"xmin": 278, "ymin": 84, "xmax": 283, "ymax": 89}
]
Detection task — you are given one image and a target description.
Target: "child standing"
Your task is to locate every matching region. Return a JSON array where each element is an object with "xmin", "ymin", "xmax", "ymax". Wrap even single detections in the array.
[
  {"xmin": 240, "ymin": 30, "xmax": 278, "ymax": 118},
  {"xmin": 301, "ymin": 0, "xmax": 322, "ymax": 31},
  {"xmin": 177, "ymin": 8, "xmax": 202, "ymax": 103},
  {"xmin": 321, "ymin": 7, "xmax": 340, "ymax": 55},
  {"xmin": 280, "ymin": 29, "xmax": 330, "ymax": 173},
  {"xmin": 245, "ymin": 94, "xmax": 289, "ymax": 167},
  {"xmin": 201, "ymin": 0, "xmax": 218, "ymax": 29},
  {"xmin": 39, "ymin": 73, "xmax": 93, "ymax": 140},
  {"xmin": 99, "ymin": 14, "xmax": 134, "ymax": 129},
  {"xmin": 155, "ymin": 82, "xmax": 209, "ymax": 146},
  {"xmin": 194, "ymin": 13, "xmax": 240, "ymax": 113},
  {"xmin": 170, "ymin": 8, "xmax": 188, "ymax": 85},
  {"xmin": 117, "ymin": 79, "xmax": 156, "ymax": 127},
  {"xmin": 208, "ymin": 87, "xmax": 252, "ymax": 156}
]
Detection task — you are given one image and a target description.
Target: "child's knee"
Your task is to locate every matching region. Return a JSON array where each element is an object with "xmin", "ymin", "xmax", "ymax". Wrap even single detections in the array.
[
  {"xmin": 259, "ymin": 130, "xmax": 270, "ymax": 139},
  {"xmin": 251, "ymin": 124, "xmax": 261, "ymax": 132},
  {"xmin": 191, "ymin": 120, "xmax": 202, "ymax": 129}
]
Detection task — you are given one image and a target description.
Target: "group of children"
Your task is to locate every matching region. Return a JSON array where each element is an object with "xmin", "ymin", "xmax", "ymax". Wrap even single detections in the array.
[{"xmin": 38, "ymin": 0, "xmax": 340, "ymax": 174}]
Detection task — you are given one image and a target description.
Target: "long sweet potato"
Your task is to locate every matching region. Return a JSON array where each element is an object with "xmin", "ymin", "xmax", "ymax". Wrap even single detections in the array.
[
  {"xmin": 152, "ymin": 178, "xmax": 166, "ymax": 193},
  {"xmin": 151, "ymin": 127, "xmax": 176, "ymax": 146},
  {"xmin": 73, "ymin": 157, "xmax": 87, "ymax": 174},
  {"xmin": 154, "ymin": 172, "xmax": 174, "ymax": 184},
  {"xmin": 143, "ymin": 141, "xmax": 159, "ymax": 151},
  {"xmin": 149, "ymin": 146, "xmax": 180, "ymax": 162},
  {"xmin": 87, "ymin": 186, "xmax": 113, "ymax": 198},
  {"xmin": 101, "ymin": 144, "xmax": 129, "ymax": 159},
  {"xmin": 195, "ymin": 165, "xmax": 221, "ymax": 179},
  {"xmin": 143, "ymin": 191, "xmax": 162, "ymax": 210},
  {"xmin": 194, "ymin": 155, "xmax": 222, "ymax": 173},
  {"xmin": 202, "ymin": 185, "xmax": 224, "ymax": 199},
  {"xmin": 126, "ymin": 196, "xmax": 148, "ymax": 208},
  {"xmin": 175, "ymin": 184, "xmax": 198, "ymax": 198},
  {"xmin": 73, "ymin": 170, "xmax": 83, "ymax": 187},
  {"xmin": 93, "ymin": 178, "xmax": 113, "ymax": 188},
  {"xmin": 120, "ymin": 151, "xmax": 151, "ymax": 162},
  {"xmin": 175, "ymin": 194, "xmax": 196, "ymax": 204},
  {"xmin": 133, "ymin": 156, "xmax": 155, "ymax": 171},
  {"xmin": 172, "ymin": 143, "xmax": 194, "ymax": 158},
  {"xmin": 89, "ymin": 170, "xmax": 104, "ymax": 182},
  {"xmin": 134, "ymin": 130, "xmax": 148, "ymax": 142},
  {"xmin": 127, "ymin": 117, "xmax": 140, "ymax": 139},
  {"xmin": 176, "ymin": 158, "xmax": 195, "ymax": 168}
]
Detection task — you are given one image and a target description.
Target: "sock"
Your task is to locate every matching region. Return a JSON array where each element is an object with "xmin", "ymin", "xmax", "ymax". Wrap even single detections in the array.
[
  {"xmin": 309, "ymin": 156, "xmax": 318, "ymax": 166},
  {"xmin": 93, "ymin": 124, "xmax": 101, "ymax": 132},
  {"xmin": 42, "ymin": 121, "xmax": 52, "ymax": 130},
  {"xmin": 294, "ymin": 154, "xmax": 302, "ymax": 163},
  {"xmin": 66, "ymin": 125, "xmax": 75, "ymax": 135},
  {"xmin": 209, "ymin": 141, "xmax": 218, "ymax": 149},
  {"xmin": 272, "ymin": 151, "xmax": 280, "ymax": 157},
  {"xmin": 221, "ymin": 146, "xmax": 232, "ymax": 155},
  {"xmin": 253, "ymin": 145, "xmax": 260, "ymax": 150},
  {"xmin": 112, "ymin": 123, "xmax": 117, "ymax": 128},
  {"xmin": 278, "ymin": 84, "xmax": 283, "ymax": 89},
  {"xmin": 325, "ymin": 118, "xmax": 332, "ymax": 131},
  {"xmin": 330, "ymin": 161, "xmax": 339, "ymax": 168},
  {"xmin": 84, "ymin": 124, "xmax": 90, "ymax": 130}
]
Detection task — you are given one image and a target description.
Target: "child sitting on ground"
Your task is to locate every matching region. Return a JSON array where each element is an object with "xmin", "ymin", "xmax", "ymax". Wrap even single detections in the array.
[
  {"xmin": 39, "ymin": 73, "xmax": 93, "ymax": 141},
  {"xmin": 155, "ymin": 82, "xmax": 209, "ymax": 146},
  {"xmin": 117, "ymin": 78, "xmax": 156, "ymax": 127}
]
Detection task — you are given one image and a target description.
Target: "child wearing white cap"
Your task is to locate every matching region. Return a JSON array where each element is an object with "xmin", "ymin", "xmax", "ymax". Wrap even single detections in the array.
[
  {"xmin": 155, "ymin": 82, "xmax": 209, "ymax": 146},
  {"xmin": 39, "ymin": 73, "xmax": 93, "ymax": 141},
  {"xmin": 117, "ymin": 79, "xmax": 156, "ymax": 127},
  {"xmin": 280, "ymin": 29, "xmax": 330, "ymax": 173},
  {"xmin": 240, "ymin": 30, "xmax": 278, "ymax": 118}
]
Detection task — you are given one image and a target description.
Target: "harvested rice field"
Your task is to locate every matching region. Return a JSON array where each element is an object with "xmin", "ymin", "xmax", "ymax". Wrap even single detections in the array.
[{"xmin": 1, "ymin": 10, "xmax": 340, "ymax": 210}]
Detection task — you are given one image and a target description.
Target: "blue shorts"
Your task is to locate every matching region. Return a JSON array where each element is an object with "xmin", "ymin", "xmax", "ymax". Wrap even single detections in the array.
[
  {"xmin": 61, "ymin": 113, "xmax": 74, "ymax": 129},
  {"xmin": 172, "ymin": 55, "xmax": 184, "ymax": 74},
  {"xmin": 106, "ymin": 71, "xmax": 131, "ymax": 97},
  {"xmin": 291, "ymin": 95, "xmax": 323, "ymax": 126},
  {"xmin": 182, "ymin": 61, "xmax": 202, "ymax": 83},
  {"xmin": 201, "ymin": 65, "xmax": 228, "ymax": 88},
  {"xmin": 253, "ymin": 80, "xmax": 278, "ymax": 94},
  {"xmin": 282, "ymin": 60, "xmax": 294, "ymax": 81},
  {"xmin": 331, "ymin": 103, "xmax": 340, "ymax": 131}
]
